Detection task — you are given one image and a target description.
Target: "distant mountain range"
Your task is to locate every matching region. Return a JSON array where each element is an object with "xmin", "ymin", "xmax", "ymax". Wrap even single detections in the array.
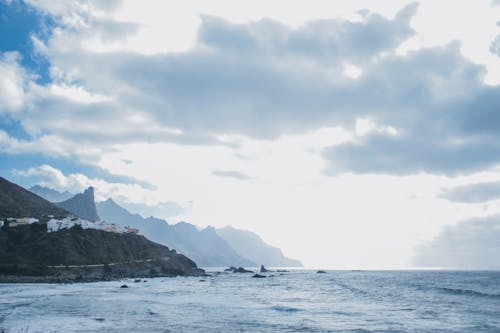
[
  {"xmin": 96, "ymin": 198, "xmax": 254, "ymax": 267},
  {"xmin": 216, "ymin": 226, "xmax": 302, "ymax": 267},
  {"xmin": 31, "ymin": 185, "xmax": 302, "ymax": 268},
  {"xmin": 29, "ymin": 185, "xmax": 74, "ymax": 202}
]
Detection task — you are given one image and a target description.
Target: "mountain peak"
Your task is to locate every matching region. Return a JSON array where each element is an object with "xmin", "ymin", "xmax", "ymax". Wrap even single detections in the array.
[
  {"xmin": 83, "ymin": 186, "xmax": 95, "ymax": 198},
  {"xmin": 56, "ymin": 187, "xmax": 99, "ymax": 221}
]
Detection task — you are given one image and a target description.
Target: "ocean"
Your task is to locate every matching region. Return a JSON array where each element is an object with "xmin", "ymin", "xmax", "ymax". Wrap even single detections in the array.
[{"xmin": 1, "ymin": 270, "xmax": 500, "ymax": 332}]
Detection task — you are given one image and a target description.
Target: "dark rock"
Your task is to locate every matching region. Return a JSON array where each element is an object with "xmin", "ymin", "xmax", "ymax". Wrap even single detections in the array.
[
  {"xmin": 224, "ymin": 266, "xmax": 253, "ymax": 273},
  {"xmin": 260, "ymin": 264, "xmax": 271, "ymax": 273},
  {"xmin": 277, "ymin": 270, "xmax": 289, "ymax": 272},
  {"xmin": 120, "ymin": 284, "xmax": 128, "ymax": 288},
  {"xmin": 234, "ymin": 267, "xmax": 253, "ymax": 273},
  {"xmin": 56, "ymin": 187, "xmax": 99, "ymax": 221},
  {"xmin": 317, "ymin": 270, "xmax": 327, "ymax": 274},
  {"xmin": 134, "ymin": 279, "xmax": 141, "ymax": 283},
  {"xmin": 252, "ymin": 274, "xmax": 266, "ymax": 278}
]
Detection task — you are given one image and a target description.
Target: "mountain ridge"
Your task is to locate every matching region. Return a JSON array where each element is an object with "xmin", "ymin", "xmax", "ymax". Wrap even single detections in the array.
[
  {"xmin": 29, "ymin": 185, "xmax": 74, "ymax": 202},
  {"xmin": 96, "ymin": 198, "xmax": 255, "ymax": 267},
  {"xmin": 0, "ymin": 177, "xmax": 68, "ymax": 219},
  {"xmin": 31, "ymin": 185, "xmax": 302, "ymax": 268},
  {"xmin": 216, "ymin": 226, "xmax": 302, "ymax": 267}
]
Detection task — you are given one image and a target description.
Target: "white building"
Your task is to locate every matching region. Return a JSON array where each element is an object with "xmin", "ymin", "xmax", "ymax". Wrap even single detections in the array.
[
  {"xmin": 47, "ymin": 217, "xmax": 140, "ymax": 235},
  {"xmin": 17, "ymin": 217, "xmax": 39, "ymax": 225}
]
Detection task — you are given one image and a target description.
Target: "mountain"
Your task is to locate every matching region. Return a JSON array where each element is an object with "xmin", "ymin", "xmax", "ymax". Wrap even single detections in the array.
[
  {"xmin": 0, "ymin": 177, "xmax": 203, "ymax": 282},
  {"xmin": 29, "ymin": 185, "xmax": 74, "ymax": 202},
  {"xmin": 30, "ymin": 184, "xmax": 301, "ymax": 268},
  {"xmin": 216, "ymin": 226, "xmax": 302, "ymax": 267},
  {"xmin": 55, "ymin": 187, "xmax": 99, "ymax": 221},
  {"xmin": 96, "ymin": 198, "xmax": 255, "ymax": 267},
  {"xmin": 0, "ymin": 177, "xmax": 68, "ymax": 219},
  {"xmin": 0, "ymin": 222, "xmax": 204, "ymax": 282}
]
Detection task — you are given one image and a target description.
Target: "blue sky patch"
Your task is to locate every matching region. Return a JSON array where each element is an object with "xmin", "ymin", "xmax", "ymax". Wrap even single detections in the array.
[{"xmin": 0, "ymin": 0, "xmax": 54, "ymax": 84}]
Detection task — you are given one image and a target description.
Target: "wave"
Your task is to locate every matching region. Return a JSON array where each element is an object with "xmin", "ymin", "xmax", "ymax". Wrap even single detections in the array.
[
  {"xmin": 436, "ymin": 287, "xmax": 500, "ymax": 299},
  {"xmin": 271, "ymin": 305, "xmax": 302, "ymax": 312}
]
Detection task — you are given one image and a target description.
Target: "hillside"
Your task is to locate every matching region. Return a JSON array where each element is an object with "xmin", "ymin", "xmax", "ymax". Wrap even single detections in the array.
[
  {"xmin": 0, "ymin": 177, "xmax": 68, "ymax": 219},
  {"xmin": 0, "ymin": 223, "xmax": 204, "ymax": 281}
]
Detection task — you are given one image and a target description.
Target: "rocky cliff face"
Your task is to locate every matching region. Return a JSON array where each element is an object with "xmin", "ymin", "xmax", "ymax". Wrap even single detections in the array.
[
  {"xmin": 0, "ymin": 223, "xmax": 204, "ymax": 282},
  {"xmin": 56, "ymin": 187, "xmax": 99, "ymax": 221},
  {"xmin": 0, "ymin": 177, "xmax": 204, "ymax": 282}
]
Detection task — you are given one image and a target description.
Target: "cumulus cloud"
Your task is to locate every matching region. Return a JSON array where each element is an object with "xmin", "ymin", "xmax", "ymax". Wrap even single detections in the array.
[
  {"xmin": 2, "ymin": 0, "xmax": 500, "ymax": 177},
  {"xmin": 413, "ymin": 215, "xmax": 500, "ymax": 269},
  {"xmin": 440, "ymin": 180, "xmax": 500, "ymax": 203},
  {"xmin": 212, "ymin": 169, "xmax": 253, "ymax": 180},
  {"xmin": 0, "ymin": 52, "xmax": 30, "ymax": 113}
]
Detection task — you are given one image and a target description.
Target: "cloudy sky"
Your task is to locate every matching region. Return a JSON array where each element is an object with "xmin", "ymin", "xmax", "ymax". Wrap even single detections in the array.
[{"xmin": 1, "ymin": 0, "xmax": 500, "ymax": 268}]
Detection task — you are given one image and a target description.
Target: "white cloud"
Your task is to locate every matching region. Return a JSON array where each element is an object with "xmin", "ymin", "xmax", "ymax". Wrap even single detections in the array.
[{"xmin": 0, "ymin": 52, "xmax": 30, "ymax": 113}]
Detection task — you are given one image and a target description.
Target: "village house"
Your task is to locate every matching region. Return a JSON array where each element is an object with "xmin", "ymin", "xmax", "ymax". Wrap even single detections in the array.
[
  {"xmin": 47, "ymin": 216, "xmax": 140, "ymax": 235},
  {"xmin": 126, "ymin": 227, "xmax": 139, "ymax": 234},
  {"xmin": 8, "ymin": 217, "xmax": 39, "ymax": 228}
]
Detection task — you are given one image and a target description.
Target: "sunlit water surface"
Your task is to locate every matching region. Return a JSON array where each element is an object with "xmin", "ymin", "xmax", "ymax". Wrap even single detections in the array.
[{"xmin": 1, "ymin": 270, "xmax": 500, "ymax": 332}]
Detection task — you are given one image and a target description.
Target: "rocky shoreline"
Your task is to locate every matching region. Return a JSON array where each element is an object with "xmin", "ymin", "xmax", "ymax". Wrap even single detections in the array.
[{"xmin": 0, "ymin": 260, "xmax": 206, "ymax": 284}]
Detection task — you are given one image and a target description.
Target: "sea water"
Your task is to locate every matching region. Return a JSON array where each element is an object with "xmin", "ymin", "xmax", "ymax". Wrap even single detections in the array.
[{"xmin": 1, "ymin": 270, "xmax": 500, "ymax": 332}]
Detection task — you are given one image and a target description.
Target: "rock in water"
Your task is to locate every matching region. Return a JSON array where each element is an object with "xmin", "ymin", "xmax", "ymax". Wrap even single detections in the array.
[
  {"xmin": 317, "ymin": 270, "xmax": 327, "ymax": 274},
  {"xmin": 252, "ymin": 274, "xmax": 266, "ymax": 278},
  {"xmin": 225, "ymin": 266, "xmax": 253, "ymax": 273},
  {"xmin": 120, "ymin": 285, "xmax": 128, "ymax": 288},
  {"xmin": 260, "ymin": 264, "xmax": 270, "ymax": 273}
]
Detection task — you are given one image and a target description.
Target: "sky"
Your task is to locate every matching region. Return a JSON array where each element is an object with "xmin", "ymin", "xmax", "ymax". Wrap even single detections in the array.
[{"xmin": 1, "ymin": 0, "xmax": 500, "ymax": 269}]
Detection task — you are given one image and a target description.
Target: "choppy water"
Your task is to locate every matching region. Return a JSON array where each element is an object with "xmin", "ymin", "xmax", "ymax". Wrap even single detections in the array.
[{"xmin": 1, "ymin": 270, "xmax": 500, "ymax": 332}]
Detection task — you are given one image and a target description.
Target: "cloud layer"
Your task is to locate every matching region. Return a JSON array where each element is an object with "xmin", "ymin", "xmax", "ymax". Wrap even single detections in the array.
[
  {"xmin": 414, "ymin": 215, "xmax": 500, "ymax": 269},
  {"xmin": 440, "ymin": 180, "xmax": 500, "ymax": 203},
  {"xmin": 0, "ymin": 0, "xmax": 499, "ymax": 179}
]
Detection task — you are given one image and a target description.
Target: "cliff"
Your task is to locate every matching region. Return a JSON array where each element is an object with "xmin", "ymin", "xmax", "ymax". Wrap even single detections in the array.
[
  {"xmin": 56, "ymin": 187, "xmax": 99, "ymax": 221},
  {"xmin": 0, "ymin": 223, "xmax": 204, "ymax": 282}
]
